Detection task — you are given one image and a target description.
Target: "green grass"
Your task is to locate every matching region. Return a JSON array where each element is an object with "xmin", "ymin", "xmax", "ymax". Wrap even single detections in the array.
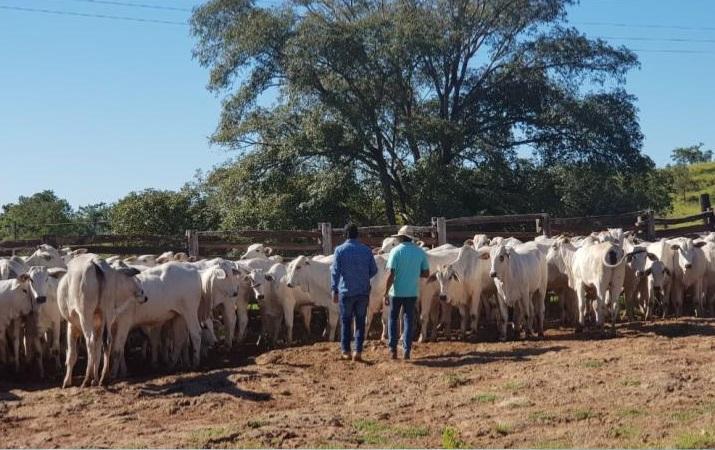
[
  {"xmin": 246, "ymin": 420, "xmax": 267, "ymax": 429},
  {"xmin": 668, "ymin": 161, "xmax": 715, "ymax": 219},
  {"xmin": 529, "ymin": 411, "xmax": 558, "ymax": 424},
  {"xmin": 581, "ymin": 359, "xmax": 604, "ymax": 369},
  {"xmin": 353, "ymin": 419, "xmax": 389, "ymax": 445},
  {"xmin": 573, "ymin": 408, "xmax": 597, "ymax": 421},
  {"xmin": 494, "ymin": 423, "xmax": 513, "ymax": 436},
  {"xmin": 441, "ymin": 427, "xmax": 466, "ymax": 448},
  {"xmin": 674, "ymin": 430, "xmax": 715, "ymax": 449},
  {"xmin": 352, "ymin": 420, "xmax": 430, "ymax": 446},
  {"xmin": 186, "ymin": 426, "xmax": 238, "ymax": 448},
  {"xmin": 532, "ymin": 438, "xmax": 572, "ymax": 449},
  {"xmin": 608, "ymin": 424, "xmax": 640, "ymax": 440},
  {"xmin": 444, "ymin": 373, "xmax": 469, "ymax": 388},
  {"xmin": 471, "ymin": 393, "xmax": 497, "ymax": 404},
  {"xmin": 618, "ymin": 407, "xmax": 646, "ymax": 418},
  {"xmin": 503, "ymin": 380, "xmax": 526, "ymax": 392},
  {"xmin": 620, "ymin": 379, "xmax": 641, "ymax": 387}
]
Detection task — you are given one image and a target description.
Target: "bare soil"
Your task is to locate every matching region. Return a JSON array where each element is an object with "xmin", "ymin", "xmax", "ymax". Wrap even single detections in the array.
[{"xmin": 2, "ymin": 318, "xmax": 715, "ymax": 448}]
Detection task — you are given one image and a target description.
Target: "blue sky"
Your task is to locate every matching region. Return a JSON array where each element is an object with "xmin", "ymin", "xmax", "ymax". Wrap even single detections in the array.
[{"xmin": 1, "ymin": 0, "xmax": 714, "ymax": 208}]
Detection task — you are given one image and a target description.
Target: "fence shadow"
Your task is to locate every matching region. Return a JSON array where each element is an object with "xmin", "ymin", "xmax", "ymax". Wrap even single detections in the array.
[
  {"xmin": 623, "ymin": 319, "xmax": 715, "ymax": 338},
  {"xmin": 136, "ymin": 369, "xmax": 272, "ymax": 401},
  {"xmin": 412, "ymin": 345, "xmax": 566, "ymax": 368}
]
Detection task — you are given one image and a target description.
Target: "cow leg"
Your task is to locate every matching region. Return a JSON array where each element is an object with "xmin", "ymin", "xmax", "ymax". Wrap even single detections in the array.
[
  {"xmin": 458, "ymin": 303, "xmax": 468, "ymax": 341},
  {"xmin": 110, "ymin": 321, "xmax": 131, "ymax": 380},
  {"xmin": 533, "ymin": 290, "xmax": 546, "ymax": 338},
  {"xmin": 11, "ymin": 319, "xmax": 21, "ymax": 373},
  {"xmin": 470, "ymin": 294, "xmax": 482, "ymax": 339},
  {"xmin": 236, "ymin": 298, "xmax": 249, "ymax": 344},
  {"xmin": 497, "ymin": 298, "xmax": 509, "ymax": 342},
  {"xmin": 0, "ymin": 332, "xmax": 7, "ymax": 366},
  {"xmin": 282, "ymin": 300, "xmax": 295, "ymax": 345},
  {"xmin": 418, "ymin": 294, "xmax": 432, "ymax": 343},
  {"xmin": 147, "ymin": 327, "xmax": 161, "ymax": 369},
  {"xmin": 184, "ymin": 314, "xmax": 203, "ymax": 369},
  {"xmin": 62, "ymin": 321, "xmax": 81, "ymax": 388},
  {"xmin": 222, "ymin": 302, "xmax": 237, "ymax": 348},
  {"xmin": 99, "ymin": 321, "xmax": 113, "ymax": 386},
  {"xmin": 33, "ymin": 336, "xmax": 45, "ymax": 379},
  {"xmin": 694, "ymin": 282, "xmax": 704, "ymax": 318},
  {"xmin": 51, "ymin": 321, "xmax": 62, "ymax": 370},
  {"xmin": 326, "ymin": 308, "xmax": 339, "ymax": 342},
  {"xmin": 575, "ymin": 285, "xmax": 588, "ymax": 333},
  {"xmin": 608, "ymin": 284, "xmax": 620, "ymax": 333}
]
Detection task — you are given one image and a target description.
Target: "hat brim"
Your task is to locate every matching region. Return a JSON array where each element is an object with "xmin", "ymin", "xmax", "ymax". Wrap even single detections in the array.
[{"xmin": 390, "ymin": 233, "xmax": 416, "ymax": 241}]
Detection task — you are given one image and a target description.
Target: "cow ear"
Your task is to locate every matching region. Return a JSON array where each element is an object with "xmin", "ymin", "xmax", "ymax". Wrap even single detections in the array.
[
  {"xmin": 450, "ymin": 271, "xmax": 460, "ymax": 282},
  {"xmin": 213, "ymin": 268, "xmax": 227, "ymax": 280},
  {"xmin": 646, "ymin": 253, "xmax": 657, "ymax": 261},
  {"xmin": 18, "ymin": 273, "xmax": 30, "ymax": 283},
  {"xmin": 117, "ymin": 267, "xmax": 141, "ymax": 277},
  {"xmin": 265, "ymin": 247, "xmax": 273, "ymax": 256},
  {"xmin": 48, "ymin": 267, "xmax": 67, "ymax": 279},
  {"xmin": 695, "ymin": 241, "xmax": 707, "ymax": 248},
  {"xmin": 644, "ymin": 268, "xmax": 652, "ymax": 277}
]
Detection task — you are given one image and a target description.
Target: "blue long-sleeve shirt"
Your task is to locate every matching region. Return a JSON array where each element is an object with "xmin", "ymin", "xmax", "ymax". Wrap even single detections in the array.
[{"xmin": 331, "ymin": 239, "xmax": 378, "ymax": 297}]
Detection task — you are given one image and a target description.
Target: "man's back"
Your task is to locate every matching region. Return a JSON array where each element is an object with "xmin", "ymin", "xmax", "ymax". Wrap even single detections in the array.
[
  {"xmin": 387, "ymin": 242, "xmax": 429, "ymax": 298},
  {"xmin": 331, "ymin": 239, "xmax": 377, "ymax": 297}
]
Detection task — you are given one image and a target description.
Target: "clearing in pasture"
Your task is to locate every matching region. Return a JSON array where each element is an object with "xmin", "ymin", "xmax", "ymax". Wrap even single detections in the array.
[{"xmin": 2, "ymin": 318, "xmax": 715, "ymax": 448}]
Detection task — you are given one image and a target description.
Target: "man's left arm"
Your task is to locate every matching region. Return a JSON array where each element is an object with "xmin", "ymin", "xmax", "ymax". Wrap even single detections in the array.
[
  {"xmin": 419, "ymin": 249, "xmax": 430, "ymax": 278},
  {"xmin": 331, "ymin": 249, "xmax": 341, "ymax": 304},
  {"xmin": 368, "ymin": 249, "xmax": 378, "ymax": 279}
]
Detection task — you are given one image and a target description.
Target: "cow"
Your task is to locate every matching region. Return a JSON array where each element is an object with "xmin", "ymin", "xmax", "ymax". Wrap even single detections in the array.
[
  {"xmin": 432, "ymin": 245, "xmax": 494, "ymax": 340},
  {"xmin": 31, "ymin": 268, "xmax": 68, "ymax": 375},
  {"xmin": 551, "ymin": 240, "xmax": 626, "ymax": 333},
  {"xmin": 0, "ymin": 257, "xmax": 27, "ymax": 280},
  {"xmin": 197, "ymin": 259, "xmax": 242, "ymax": 347},
  {"xmin": 285, "ymin": 255, "xmax": 339, "ymax": 340},
  {"xmin": 640, "ymin": 258, "xmax": 670, "ymax": 320},
  {"xmin": 700, "ymin": 240, "xmax": 715, "ymax": 315},
  {"xmin": 0, "ymin": 266, "xmax": 59, "ymax": 375},
  {"xmin": 486, "ymin": 242, "xmax": 548, "ymax": 340},
  {"xmin": 241, "ymin": 243, "xmax": 273, "ymax": 260},
  {"xmin": 667, "ymin": 237, "xmax": 707, "ymax": 317},
  {"xmin": 58, "ymin": 254, "xmax": 147, "ymax": 388},
  {"xmin": 25, "ymin": 245, "xmax": 65, "ymax": 269},
  {"xmin": 108, "ymin": 263, "xmax": 208, "ymax": 378},
  {"xmin": 417, "ymin": 245, "xmax": 461, "ymax": 341},
  {"xmin": 249, "ymin": 266, "xmax": 293, "ymax": 345}
]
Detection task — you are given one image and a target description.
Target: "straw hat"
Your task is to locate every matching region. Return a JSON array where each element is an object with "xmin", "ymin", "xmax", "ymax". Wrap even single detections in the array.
[{"xmin": 390, "ymin": 225, "xmax": 417, "ymax": 241}]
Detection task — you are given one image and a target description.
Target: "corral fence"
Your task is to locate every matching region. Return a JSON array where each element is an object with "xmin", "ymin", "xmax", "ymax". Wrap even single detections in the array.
[{"xmin": 2, "ymin": 194, "xmax": 714, "ymax": 257}]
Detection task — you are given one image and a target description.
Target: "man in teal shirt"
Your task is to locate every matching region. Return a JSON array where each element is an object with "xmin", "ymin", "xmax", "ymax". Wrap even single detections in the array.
[{"xmin": 383, "ymin": 226, "xmax": 430, "ymax": 360}]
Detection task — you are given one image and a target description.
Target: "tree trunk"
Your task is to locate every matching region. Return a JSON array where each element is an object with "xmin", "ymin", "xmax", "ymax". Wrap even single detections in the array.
[{"xmin": 379, "ymin": 167, "xmax": 397, "ymax": 225}]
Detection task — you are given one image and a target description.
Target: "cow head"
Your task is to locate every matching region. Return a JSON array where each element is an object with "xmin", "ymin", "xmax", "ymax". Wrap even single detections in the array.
[
  {"xmin": 249, "ymin": 268, "xmax": 275, "ymax": 301},
  {"xmin": 134, "ymin": 254, "xmax": 158, "ymax": 267},
  {"xmin": 286, "ymin": 255, "xmax": 310, "ymax": 292},
  {"xmin": 116, "ymin": 266, "xmax": 148, "ymax": 304},
  {"xmin": 645, "ymin": 259, "xmax": 670, "ymax": 302},
  {"xmin": 488, "ymin": 245, "xmax": 510, "ymax": 279},
  {"xmin": 241, "ymin": 243, "xmax": 273, "ymax": 260},
  {"xmin": 26, "ymin": 245, "xmax": 65, "ymax": 269},
  {"xmin": 377, "ymin": 237, "xmax": 401, "ymax": 255},
  {"xmin": 670, "ymin": 238, "xmax": 706, "ymax": 271},
  {"xmin": 435, "ymin": 265, "xmax": 461, "ymax": 302}
]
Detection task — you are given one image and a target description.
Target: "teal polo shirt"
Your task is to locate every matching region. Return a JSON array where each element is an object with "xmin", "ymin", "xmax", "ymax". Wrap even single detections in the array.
[{"xmin": 386, "ymin": 242, "xmax": 430, "ymax": 298}]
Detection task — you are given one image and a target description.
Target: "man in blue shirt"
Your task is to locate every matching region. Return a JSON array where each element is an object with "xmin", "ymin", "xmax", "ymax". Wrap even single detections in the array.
[
  {"xmin": 383, "ymin": 226, "xmax": 430, "ymax": 360},
  {"xmin": 331, "ymin": 223, "xmax": 378, "ymax": 361}
]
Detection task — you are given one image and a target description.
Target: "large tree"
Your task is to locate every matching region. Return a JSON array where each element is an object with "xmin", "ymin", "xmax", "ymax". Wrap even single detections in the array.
[
  {"xmin": 0, "ymin": 190, "xmax": 74, "ymax": 239},
  {"xmin": 192, "ymin": 0, "xmax": 656, "ymax": 224},
  {"xmin": 671, "ymin": 143, "xmax": 713, "ymax": 166}
]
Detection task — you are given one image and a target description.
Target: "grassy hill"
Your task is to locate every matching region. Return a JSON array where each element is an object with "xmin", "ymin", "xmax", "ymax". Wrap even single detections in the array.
[{"xmin": 669, "ymin": 161, "xmax": 715, "ymax": 217}]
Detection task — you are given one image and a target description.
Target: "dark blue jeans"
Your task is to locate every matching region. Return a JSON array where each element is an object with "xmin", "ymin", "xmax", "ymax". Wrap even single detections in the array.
[
  {"xmin": 339, "ymin": 294, "xmax": 369, "ymax": 353},
  {"xmin": 389, "ymin": 297, "xmax": 417, "ymax": 354}
]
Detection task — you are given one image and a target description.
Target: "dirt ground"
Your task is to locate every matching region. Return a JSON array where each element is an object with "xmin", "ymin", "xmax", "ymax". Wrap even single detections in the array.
[{"xmin": 2, "ymin": 318, "xmax": 715, "ymax": 448}]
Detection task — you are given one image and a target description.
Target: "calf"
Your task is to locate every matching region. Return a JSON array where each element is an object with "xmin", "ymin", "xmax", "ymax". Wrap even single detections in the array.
[
  {"xmin": 286, "ymin": 255, "xmax": 339, "ymax": 340},
  {"xmin": 667, "ymin": 237, "xmax": 707, "ymax": 317}
]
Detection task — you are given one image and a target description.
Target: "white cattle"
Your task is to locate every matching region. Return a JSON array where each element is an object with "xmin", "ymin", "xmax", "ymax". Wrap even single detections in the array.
[
  {"xmin": 552, "ymin": 240, "xmax": 626, "ymax": 332},
  {"xmin": 487, "ymin": 242, "xmax": 548, "ymax": 340},
  {"xmin": 417, "ymin": 245, "xmax": 461, "ymax": 341},
  {"xmin": 0, "ymin": 266, "xmax": 59, "ymax": 374},
  {"xmin": 241, "ymin": 243, "xmax": 273, "ymax": 260},
  {"xmin": 0, "ymin": 257, "xmax": 27, "ymax": 280},
  {"xmin": 58, "ymin": 254, "xmax": 147, "ymax": 388},
  {"xmin": 641, "ymin": 258, "xmax": 670, "ymax": 320},
  {"xmin": 285, "ymin": 255, "xmax": 339, "ymax": 340},
  {"xmin": 109, "ymin": 263, "xmax": 207, "ymax": 378},
  {"xmin": 60, "ymin": 247, "xmax": 88, "ymax": 265},
  {"xmin": 34, "ymin": 272, "xmax": 67, "ymax": 372},
  {"xmin": 622, "ymin": 240, "xmax": 656, "ymax": 320},
  {"xmin": 701, "ymin": 241, "xmax": 715, "ymax": 315},
  {"xmin": 470, "ymin": 234, "xmax": 490, "ymax": 249},
  {"xmin": 249, "ymin": 265, "xmax": 295, "ymax": 345},
  {"xmin": 667, "ymin": 237, "xmax": 707, "ymax": 317},
  {"xmin": 432, "ymin": 245, "xmax": 494, "ymax": 339},
  {"xmin": 544, "ymin": 238, "xmax": 578, "ymax": 326},
  {"xmin": 25, "ymin": 245, "xmax": 65, "ymax": 269},
  {"xmin": 197, "ymin": 259, "xmax": 242, "ymax": 347}
]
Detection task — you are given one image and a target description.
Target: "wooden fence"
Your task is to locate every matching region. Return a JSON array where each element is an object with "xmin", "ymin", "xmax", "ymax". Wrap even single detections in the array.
[{"xmin": 2, "ymin": 201, "xmax": 714, "ymax": 258}]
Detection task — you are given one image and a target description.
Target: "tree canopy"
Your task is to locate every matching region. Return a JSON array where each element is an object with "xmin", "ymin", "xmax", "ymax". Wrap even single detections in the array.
[
  {"xmin": 671, "ymin": 143, "xmax": 713, "ymax": 166},
  {"xmin": 191, "ymin": 0, "xmax": 658, "ymax": 224}
]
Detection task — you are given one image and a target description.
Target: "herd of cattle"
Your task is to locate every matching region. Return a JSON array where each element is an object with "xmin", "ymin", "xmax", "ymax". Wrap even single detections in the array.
[{"xmin": 1, "ymin": 228, "xmax": 715, "ymax": 388}]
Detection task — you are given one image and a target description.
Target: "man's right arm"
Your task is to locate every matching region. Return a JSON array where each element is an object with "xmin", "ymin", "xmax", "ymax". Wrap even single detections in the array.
[
  {"xmin": 419, "ymin": 250, "xmax": 430, "ymax": 278},
  {"xmin": 383, "ymin": 270, "xmax": 395, "ymax": 306},
  {"xmin": 330, "ymin": 249, "xmax": 341, "ymax": 303}
]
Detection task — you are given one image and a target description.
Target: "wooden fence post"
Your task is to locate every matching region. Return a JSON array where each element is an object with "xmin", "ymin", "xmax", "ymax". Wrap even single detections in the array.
[
  {"xmin": 646, "ymin": 210, "xmax": 656, "ymax": 241},
  {"xmin": 186, "ymin": 230, "xmax": 199, "ymax": 258},
  {"xmin": 700, "ymin": 193, "xmax": 714, "ymax": 230},
  {"xmin": 319, "ymin": 222, "xmax": 333, "ymax": 255},
  {"xmin": 539, "ymin": 214, "xmax": 552, "ymax": 237},
  {"xmin": 433, "ymin": 217, "xmax": 447, "ymax": 246}
]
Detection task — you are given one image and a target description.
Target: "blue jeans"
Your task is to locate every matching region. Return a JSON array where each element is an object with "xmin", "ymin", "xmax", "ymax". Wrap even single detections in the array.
[
  {"xmin": 389, "ymin": 297, "xmax": 416, "ymax": 354},
  {"xmin": 339, "ymin": 295, "xmax": 369, "ymax": 353}
]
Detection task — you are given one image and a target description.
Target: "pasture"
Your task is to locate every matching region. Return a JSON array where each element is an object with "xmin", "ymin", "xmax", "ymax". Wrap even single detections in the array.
[{"xmin": 2, "ymin": 319, "xmax": 715, "ymax": 448}]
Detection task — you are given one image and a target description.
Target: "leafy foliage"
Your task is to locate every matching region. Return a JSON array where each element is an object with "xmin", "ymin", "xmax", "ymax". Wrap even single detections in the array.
[
  {"xmin": 191, "ymin": 0, "xmax": 657, "ymax": 224},
  {"xmin": 0, "ymin": 190, "xmax": 74, "ymax": 239},
  {"xmin": 671, "ymin": 143, "xmax": 713, "ymax": 165}
]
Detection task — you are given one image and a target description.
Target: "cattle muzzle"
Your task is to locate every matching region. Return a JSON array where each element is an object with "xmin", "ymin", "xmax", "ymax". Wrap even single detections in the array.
[
  {"xmin": 489, "ymin": 271, "xmax": 497, "ymax": 278},
  {"xmin": 685, "ymin": 263, "xmax": 693, "ymax": 269},
  {"xmin": 35, "ymin": 296, "xmax": 47, "ymax": 305},
  {"xmin": 439, "ymin": 294, "xmax": 447, "ymax": 301},
  {"xmin": 256, "ymin": 294, "xmax": 265, "ymax": 300},
  {"xmin": 141, "ymin": 295, "xmax": 149, "ymax": 303},
  {"xmin": 286, "ymin": 283, "xmax": 294, "ymax": 288}
]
